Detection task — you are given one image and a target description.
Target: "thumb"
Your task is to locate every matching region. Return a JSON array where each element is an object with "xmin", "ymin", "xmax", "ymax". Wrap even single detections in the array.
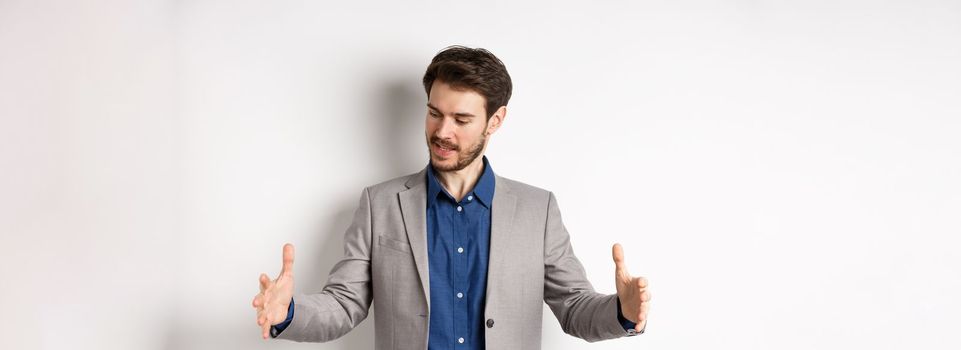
[
  {"xmin": 612, "ymin": 243, "xmax": 629, "ymax": 277},
  {"xmin": 281, "ymin": 243, "xmax": 295, "ymax": 277}
]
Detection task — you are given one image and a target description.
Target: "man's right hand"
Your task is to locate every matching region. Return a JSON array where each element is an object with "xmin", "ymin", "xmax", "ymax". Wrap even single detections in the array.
[{"xmin": 251, "ymin": 243, "xmax": 295, "ymax": 339}]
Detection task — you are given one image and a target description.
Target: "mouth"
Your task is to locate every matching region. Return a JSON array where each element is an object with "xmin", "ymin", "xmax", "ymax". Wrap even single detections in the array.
[{"xmin": 432, "ymin": 142, "xmax": 456, "ymax": 158}]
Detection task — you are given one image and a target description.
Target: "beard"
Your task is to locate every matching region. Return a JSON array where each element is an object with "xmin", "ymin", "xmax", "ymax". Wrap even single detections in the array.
[{"xmin": 427, "ymin": 131, "xmax": 486, "ymax": 172}]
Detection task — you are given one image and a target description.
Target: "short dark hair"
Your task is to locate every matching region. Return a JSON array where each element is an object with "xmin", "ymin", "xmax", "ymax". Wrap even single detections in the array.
[{"xmin": 422, "ymin": 45, "xmax": 512, "ymax": 119}]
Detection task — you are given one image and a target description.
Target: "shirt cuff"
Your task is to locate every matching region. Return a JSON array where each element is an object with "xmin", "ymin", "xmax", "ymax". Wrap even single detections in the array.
[
  {"xmin": 269, "ymin": 298, "xmax": 295, "ymax": 338},
  {"xmin": 616, "ymin": 297, "xmax": 644, "ymax": 336}
]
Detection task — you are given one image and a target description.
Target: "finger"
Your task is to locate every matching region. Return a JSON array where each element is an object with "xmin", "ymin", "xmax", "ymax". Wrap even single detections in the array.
[
  {"xmin": 612, "ymin": 243, "xmax": 629, "ymax": 276},
  {"xmin": 640, "ymin": 289, "xmax": 652, "ymax": 302},
  {"xmin": 262, "ymin": 318, "xmax": 271, "ymax": 339},
  {"xmin": 635, "ymin": 318, "xmax": 647, "ymax": 332},
  {"xmin": 635, "ymin": 276, "xmax": 648, "ymax": 289},
  {"xmin": 281, "ymin": 243, "xmax": 295, "ymax": 276},
  {"xmin": 253, "ymin": 294, "xmax": 264, "ymax": 308},
  {"xmin": 260, "ymin": 312, "xmax": 271, "ymax": 338},
  {"xmin": 637, "ymin": 298, "xmax": 650, "ymax": 324},
  {"xmin": 260, "ymin": 273, "xmax": 271, "ymax": 292}
]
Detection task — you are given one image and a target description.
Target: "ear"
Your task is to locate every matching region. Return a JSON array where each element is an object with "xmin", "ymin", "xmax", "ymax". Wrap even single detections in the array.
[{"xmin": 485, "ymin": 106, "xmax": 507, "ymax": 136}]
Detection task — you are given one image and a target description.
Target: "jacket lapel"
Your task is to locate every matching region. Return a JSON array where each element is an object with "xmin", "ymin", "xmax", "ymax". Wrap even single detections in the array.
[
  {"xmin": 486, "ymin": 175, "xmax": 517, "ymax": 299},
  {"xmin": 399, "ymin": 168, "xmax": 431, "ymax": 308}
]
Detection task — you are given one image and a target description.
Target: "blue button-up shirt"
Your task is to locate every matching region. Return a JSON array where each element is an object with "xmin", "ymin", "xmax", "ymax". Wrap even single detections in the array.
[{"xmin": 424, "ymin": 156, "xmax": 496, "ymax": 349}]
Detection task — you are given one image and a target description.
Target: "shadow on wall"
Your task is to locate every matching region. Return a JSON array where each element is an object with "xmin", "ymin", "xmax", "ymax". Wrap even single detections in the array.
[
  {"xmin": 162, "ymin": 71, "xmax": 425, "ymax": 349},
  {"xmin": 376, "ymin": 78, "xmax": 429, "ymax": 177},
  {"xmin": 294, "ymin": 75, "xmax": 425, "ymax": 349}
]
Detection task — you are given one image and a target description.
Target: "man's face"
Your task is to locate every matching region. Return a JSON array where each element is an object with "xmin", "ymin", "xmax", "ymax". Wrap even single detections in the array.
[{"xmin": 425, "ymin": 80, "xmax": 490, "ymax": 172}]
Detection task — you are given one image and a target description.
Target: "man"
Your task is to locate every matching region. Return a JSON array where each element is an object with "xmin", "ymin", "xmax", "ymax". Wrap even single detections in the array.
[{"xmin": 251, "ymin": 46, "xmax": 651, "ymax": 349}]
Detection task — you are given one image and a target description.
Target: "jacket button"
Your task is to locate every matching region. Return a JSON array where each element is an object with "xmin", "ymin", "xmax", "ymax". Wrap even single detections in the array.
[{"xmin": 486, "ymin": 319, "xmax": 494, "ymax": 328}]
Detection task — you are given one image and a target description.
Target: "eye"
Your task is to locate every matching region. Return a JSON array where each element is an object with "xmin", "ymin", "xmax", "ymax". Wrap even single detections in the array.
[
  {"xmin": 429, "ymin": 111, "xmax": 441, "ymax": 118},
  {"xmin": 456, "ymin": 119, "xmax": 468, "ymax": 125}
]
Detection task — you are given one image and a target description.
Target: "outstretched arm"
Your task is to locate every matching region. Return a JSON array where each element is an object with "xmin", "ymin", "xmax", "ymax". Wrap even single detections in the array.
[
  {"xmin": 542, "ymin": 192, "xmax": 651, "ymax": 342},
  {"xmin": 251, "ymin": 187, "xmax": 375, "ymax": 342}
]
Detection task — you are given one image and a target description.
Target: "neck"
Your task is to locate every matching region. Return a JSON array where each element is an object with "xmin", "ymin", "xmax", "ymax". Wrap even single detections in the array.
[{"xmin": 434, "ymin": 156, "xmax": 485, "ymax": 202}]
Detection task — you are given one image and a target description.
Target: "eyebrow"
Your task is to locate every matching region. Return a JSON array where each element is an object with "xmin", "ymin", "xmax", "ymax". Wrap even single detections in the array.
[{"xmin": 427, "ymin": 103, "xmax": 477, "ymax": 118}]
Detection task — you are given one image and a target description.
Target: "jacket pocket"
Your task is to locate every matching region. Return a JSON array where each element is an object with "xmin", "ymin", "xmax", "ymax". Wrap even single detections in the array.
[{"xmin": 378, "ymin": 234, "xmax": 412, "ymax": 254}]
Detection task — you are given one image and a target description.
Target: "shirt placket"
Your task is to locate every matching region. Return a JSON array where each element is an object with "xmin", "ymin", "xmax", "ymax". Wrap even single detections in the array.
[{"xmin": 453, "ymin": 198, "xmax": 469, "ymax": 346}]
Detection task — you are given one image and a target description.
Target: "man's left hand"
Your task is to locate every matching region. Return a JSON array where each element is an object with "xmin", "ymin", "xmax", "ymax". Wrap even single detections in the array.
[{"xmin": 612, "ymin": 243, "xmax": 651, "ymax": 332}]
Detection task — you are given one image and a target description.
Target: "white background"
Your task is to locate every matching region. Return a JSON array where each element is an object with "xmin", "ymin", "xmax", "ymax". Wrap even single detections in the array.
[{"xmin": 2, "ymin": 0, "xmax": 959, "ymax": 349}]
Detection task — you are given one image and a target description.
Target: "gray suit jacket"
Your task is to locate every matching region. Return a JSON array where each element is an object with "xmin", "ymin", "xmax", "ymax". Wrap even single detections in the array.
[{"xmin": 277, "ymin": 167, "xmax": 635, "ymax": 349}]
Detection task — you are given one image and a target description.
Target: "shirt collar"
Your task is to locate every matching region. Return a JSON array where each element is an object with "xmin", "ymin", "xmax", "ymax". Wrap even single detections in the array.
[{"xmin": 426, "ymin": 155, "xmax": 496, "ymax": 209}]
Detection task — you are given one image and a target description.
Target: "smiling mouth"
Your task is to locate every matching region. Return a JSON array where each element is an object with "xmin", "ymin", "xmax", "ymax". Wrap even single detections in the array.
[
  {"xmin": 434, "ymin": 142, "xmax": 456, "ymax": 152},
  {"xmin": 432, "ymin": 142, "xmax": 458, "ymax": 158}
]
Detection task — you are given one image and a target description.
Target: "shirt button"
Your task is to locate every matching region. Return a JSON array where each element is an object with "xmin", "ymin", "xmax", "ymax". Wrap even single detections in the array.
[
  {"xmin": 458, "ymin": 337, "xmax": 465, "ymax": 344},
  {"xmin": 486, "ymin": 318, "xmax": 494, "ymax": 328},
  {"xmin": 457, "ymin": 206, "xmax": 462, "ymax": 212},
  {"xmin": 457, "ymin": 292, "xmax": 463, "ymax": 298},
  {"xmin": 468, "ymin": 195, "xmax": 473, "ymax": 201},
  {"xmin": 457, "ymin": 247, "xmax": 464, "ymax": 253}
]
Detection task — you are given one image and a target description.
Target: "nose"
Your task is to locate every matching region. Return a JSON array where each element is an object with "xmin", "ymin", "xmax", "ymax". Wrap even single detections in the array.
[{"xmin": 434, "ymin": 116, "xmax": 457, "ymax": 140}]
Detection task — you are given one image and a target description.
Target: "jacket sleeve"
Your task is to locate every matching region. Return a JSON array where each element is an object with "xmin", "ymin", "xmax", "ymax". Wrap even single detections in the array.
[
  {"xmin": 275, "ymin": 187, "xmax": 374, "ymax": 342},
  {"xmin": 542, "ymin": 191, "xmax": 635, "ymax": 342}
]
